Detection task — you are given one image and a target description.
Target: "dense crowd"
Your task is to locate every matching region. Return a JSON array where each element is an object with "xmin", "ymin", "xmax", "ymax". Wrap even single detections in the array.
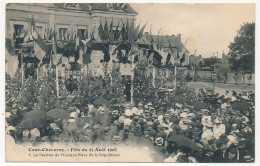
[{"xmin": 5, "ymin": 85, "xmax": 254, "ymax": 163}]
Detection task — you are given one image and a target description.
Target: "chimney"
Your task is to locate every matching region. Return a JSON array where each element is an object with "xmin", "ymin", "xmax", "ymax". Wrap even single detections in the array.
[{"xmin": 177, "ymin": 34, "xmax": 181, "ymax": 42}]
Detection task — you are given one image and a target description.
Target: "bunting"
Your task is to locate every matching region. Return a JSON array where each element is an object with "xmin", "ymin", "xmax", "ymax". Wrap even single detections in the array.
[{"xmin": 98, "ymin": 20, "xmax": 106, "ymax": 41}]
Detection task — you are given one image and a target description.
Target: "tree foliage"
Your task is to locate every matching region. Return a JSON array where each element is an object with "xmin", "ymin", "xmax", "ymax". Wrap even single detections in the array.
[{"xmin": 228, "ymin": 23, "xmax": 255, "ymax": 72}]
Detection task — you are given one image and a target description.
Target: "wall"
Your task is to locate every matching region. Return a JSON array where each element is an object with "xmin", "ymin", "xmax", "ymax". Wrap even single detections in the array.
[{"xmin": 184, "ymin": 69, "xmax": 255, "ymax": 84}]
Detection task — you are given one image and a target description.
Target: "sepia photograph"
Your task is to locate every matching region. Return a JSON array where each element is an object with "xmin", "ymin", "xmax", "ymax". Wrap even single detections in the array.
[{"xmin": 4, "ymin": 2, "xmax": 255, "ymax": 163}]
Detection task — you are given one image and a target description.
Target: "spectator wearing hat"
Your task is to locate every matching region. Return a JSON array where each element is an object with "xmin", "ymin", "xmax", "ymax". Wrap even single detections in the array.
[
  {"xmin": 179, "ymin": 114, "xmax": 191, "ymax": 131},
  {"xmin": 142, "ymin": 109, "xmax": 150, "ymax": 119},
  {"xmin": 230, "ymin": 123, "xmax": 240, "ymax": 135},
  {"xmin": 174, "ymin": 103, "xmax": 183, "ymax": 115},
  {"xmin": 29, "ymin": 128, "xmax": 40, "ymax": 141},
  {"xmin": 154, "ymin": 132, "xmax": 167, "ymax": 147},
  {"xmin": 241, "ymin": 122, "xmax": 252, "ymax": 138},
  {"xmin": 22, "ymin": 129, "xmax": 30, "ymax": 142},
  {"xmin": 132, "ymin": 107, "xmax": 142, "ymax": 116},
  {"xmin": 111, "ymin": 110, "xmax": 119, "ymax": 121},
  {"xmin": 163, "ymin": 113, "xmax": 172, "ymax": 125},
  {"xmin": 222, "ymin": 115, "xmax": 232, "ymax": 134},
  {"xmin": 201, "ymin": 109, "xmax": 211, "ymax": 127},
  {"xmin": 224, "ymin": 144, "xmax": 240, "ymax": 162},
  {"xmin": 132, "ymin": 121, "xmax": 142, "ymax": 137},
  {"xmin": 231, "ymin": 112, "xmax": 242, "ymax": 129},
  {"xmin": 201, "ymin": 122, "xmax": 214, "ymax": 141},
  {"xmin": 213, "ymin": 118, "xmax": 226, "ymax": 139},
  {"xmin": 177, "ymin": 154, "xmax": 190, "ymax": 162},
  {"xmin": 125, "ymin": 106, "xmax": 133, "ymax": 118}
]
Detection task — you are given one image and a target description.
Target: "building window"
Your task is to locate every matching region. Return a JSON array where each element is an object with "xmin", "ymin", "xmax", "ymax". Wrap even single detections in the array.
[
  {"xmin": 13, "ymin": 24, "xmax": 24, "ymax": 47},
  {"xmin": 59, "ymin": 28, "xmax": 67, "ymax": 40},
  {"xmin": 77, "ymin": 29, "xmax": 85, "ymax": 38}
]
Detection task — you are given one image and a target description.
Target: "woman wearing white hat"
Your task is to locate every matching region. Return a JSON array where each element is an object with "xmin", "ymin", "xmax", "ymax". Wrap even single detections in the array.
[{"xmin": 213, "ymin": 118, "xmax": 226, "ymax": 139}]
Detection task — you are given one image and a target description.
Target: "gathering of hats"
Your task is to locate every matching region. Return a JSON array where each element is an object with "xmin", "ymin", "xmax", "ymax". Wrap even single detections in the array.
[{"xmin": 5, "ymin": 67, "xmax": 255, "ymax": 162}]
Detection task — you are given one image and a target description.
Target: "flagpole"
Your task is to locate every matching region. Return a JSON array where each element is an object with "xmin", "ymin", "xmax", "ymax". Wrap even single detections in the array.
[
  {"xmin": 56, "ymin": 64, "xmax": 59, "ymax": 97},
  {"xmin": 131, "ymin": 49, "xmax": 134, "ymax": 105},
  {"xmin": 174, "ymin": 64, "xmax": 177, "ymax": 91},
  {"xmin": 21, "ymin": 52, "xmax": 24, "ymax": 86},
  {"xmin": 53, "ymin": 38, "xmax": 59, "ymax": 98},
  {"xmin": 37, "ymin": 63, "xmax": 39, "ymax": 81}
]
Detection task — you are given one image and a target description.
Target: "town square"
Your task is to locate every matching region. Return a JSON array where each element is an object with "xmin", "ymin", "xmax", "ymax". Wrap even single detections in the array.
[{"xmin": 5, "ymin": 3, "xmax": 255, "ymax": 163}]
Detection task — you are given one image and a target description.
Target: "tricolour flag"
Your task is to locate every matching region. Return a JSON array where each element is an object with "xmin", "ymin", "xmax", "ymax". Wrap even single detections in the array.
[{"xmin": 34, "ymin": 33, "xmax": 48, "ymax": 61}]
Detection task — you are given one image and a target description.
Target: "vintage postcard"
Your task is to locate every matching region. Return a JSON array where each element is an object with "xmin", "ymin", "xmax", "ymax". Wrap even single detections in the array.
[{"xmin": 5, "ymin": 3, "xmax": 255, "ymax": 162}]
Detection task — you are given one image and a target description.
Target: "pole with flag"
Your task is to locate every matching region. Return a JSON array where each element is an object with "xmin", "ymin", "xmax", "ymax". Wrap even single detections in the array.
[
  {"xmin": 130, "ymin": 44, "xmax": 138, "ymax": 105},
  {"xmin": 52, "ymin": 29, "xmax": 60, "ymax": 97},
  {"xmin": 20, "ymin": 49, "xmax": 24, "ymax": 86},
  {"xmin": 131, "ymin": 50, "xmax": 134, "ymax": 105}
]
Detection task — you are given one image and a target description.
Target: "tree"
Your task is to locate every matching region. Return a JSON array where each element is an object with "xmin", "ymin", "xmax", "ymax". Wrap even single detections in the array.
[
  {"xmin": 229, "ymin": 23, "xmax": 255, "ymax": 73},
  {"xmin": 203, "ymin": 57, "xmax": 218, "ymax": 70}
]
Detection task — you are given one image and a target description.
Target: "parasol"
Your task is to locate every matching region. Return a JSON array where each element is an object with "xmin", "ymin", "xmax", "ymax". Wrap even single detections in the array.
[
  {"xmin": 232, "ymin": 102, "xmax": 250, "ymax": 112},
  {"xmin": 47, "ymin": 109, "xmax": 70, "ymax": 120},
  {"xmin": 167, "ymin": 134, "xmax": 200, "ymax": 151},
  {"xmin": 18, "ymin": 118, "xmax": 44, "ymax": 129},
  {"xmin": 23, "ymin": 110, "xmax": 46, "ymax": 120}
]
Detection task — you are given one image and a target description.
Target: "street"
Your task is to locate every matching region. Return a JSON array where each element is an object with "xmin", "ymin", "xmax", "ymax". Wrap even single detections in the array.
[{"xmin": 188, "ymin": 81, "xmax": 255, "ymax": 95}]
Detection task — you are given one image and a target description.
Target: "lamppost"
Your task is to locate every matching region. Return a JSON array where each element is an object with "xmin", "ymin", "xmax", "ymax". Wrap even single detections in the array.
[{"xmin": 211, "ymin": 72, "xmax": 217, "ymax": 91}]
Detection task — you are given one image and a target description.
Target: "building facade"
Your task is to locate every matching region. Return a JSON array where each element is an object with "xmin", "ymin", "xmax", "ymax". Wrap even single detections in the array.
[{"xmin": 6, "ymin": 3, "xmax": 137, "ymax": 46}]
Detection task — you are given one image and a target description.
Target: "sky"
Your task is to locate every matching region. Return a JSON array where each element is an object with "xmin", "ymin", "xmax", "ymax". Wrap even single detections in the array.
[{"xmin": 131, "ymin": 3, "xmax": 255, "ymax": 58}]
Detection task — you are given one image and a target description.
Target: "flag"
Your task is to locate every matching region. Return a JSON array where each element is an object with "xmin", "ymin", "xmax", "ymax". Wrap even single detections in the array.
[
  {"xmin": 134, "ymin": 21, "xmax": 140, "ymax": 41},
  {"xmin": 34, "ymin": 33, "xmax": 48, "ymax": 61},
  {"xmin": 98, "ymin": 21, "xmax": 106, "ymax": 40},
  {"xmin": 109, "ymin": 18, "xmax": 114, "ymax": 41},
  {"xmin": 128, "ymin": 19, "xmax": 135, "ymax": 41},
  {"xmin": 34, "ymin": 42, "xmax": 46, "ymax": 61},
  {"xmin": 180, "ymin": 53, "xmax": 186, "ymax": 64},
  {"xmin": 121, "ymin": 23, "xmax": 127, "ymax": 41},
  {"xmin": 104, "ymin": 19, "xmax": 109, "ymax": 40},
  {"xmin": 5, "ymin": 39, "xmax": 16, "ymax": 55},
  {"xmin": 138, "ymin": 21, "xmax": 147, "ymax": 40},
  {"xmin": 90, "ymin": 28, "xmax": 95, "ymax": 40},
  {"xmin": 114, "ymin": 21, "xmax": 120, "ymax": 40},
  {"xmin": 125, "ymin": 19, "xmax": 129, "ymax": 35},
  {"xmin": 152, "ymin": 42, "xmax": 159, "ymax": 53},
  {"xmin": 51, "ymin": 30, "xmax": 62, "ymax": 65}
]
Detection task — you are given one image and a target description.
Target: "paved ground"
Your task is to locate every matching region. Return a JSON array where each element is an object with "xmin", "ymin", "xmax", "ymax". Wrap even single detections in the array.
[{"xmin": 188, "ymin": 81, "xmax": 255, "ymax": 95}]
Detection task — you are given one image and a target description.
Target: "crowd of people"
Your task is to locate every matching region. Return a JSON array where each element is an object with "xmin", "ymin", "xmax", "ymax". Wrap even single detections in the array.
[{"xmin": 5, "ymin": 87, "xmax": 254, "ymax": 163}]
